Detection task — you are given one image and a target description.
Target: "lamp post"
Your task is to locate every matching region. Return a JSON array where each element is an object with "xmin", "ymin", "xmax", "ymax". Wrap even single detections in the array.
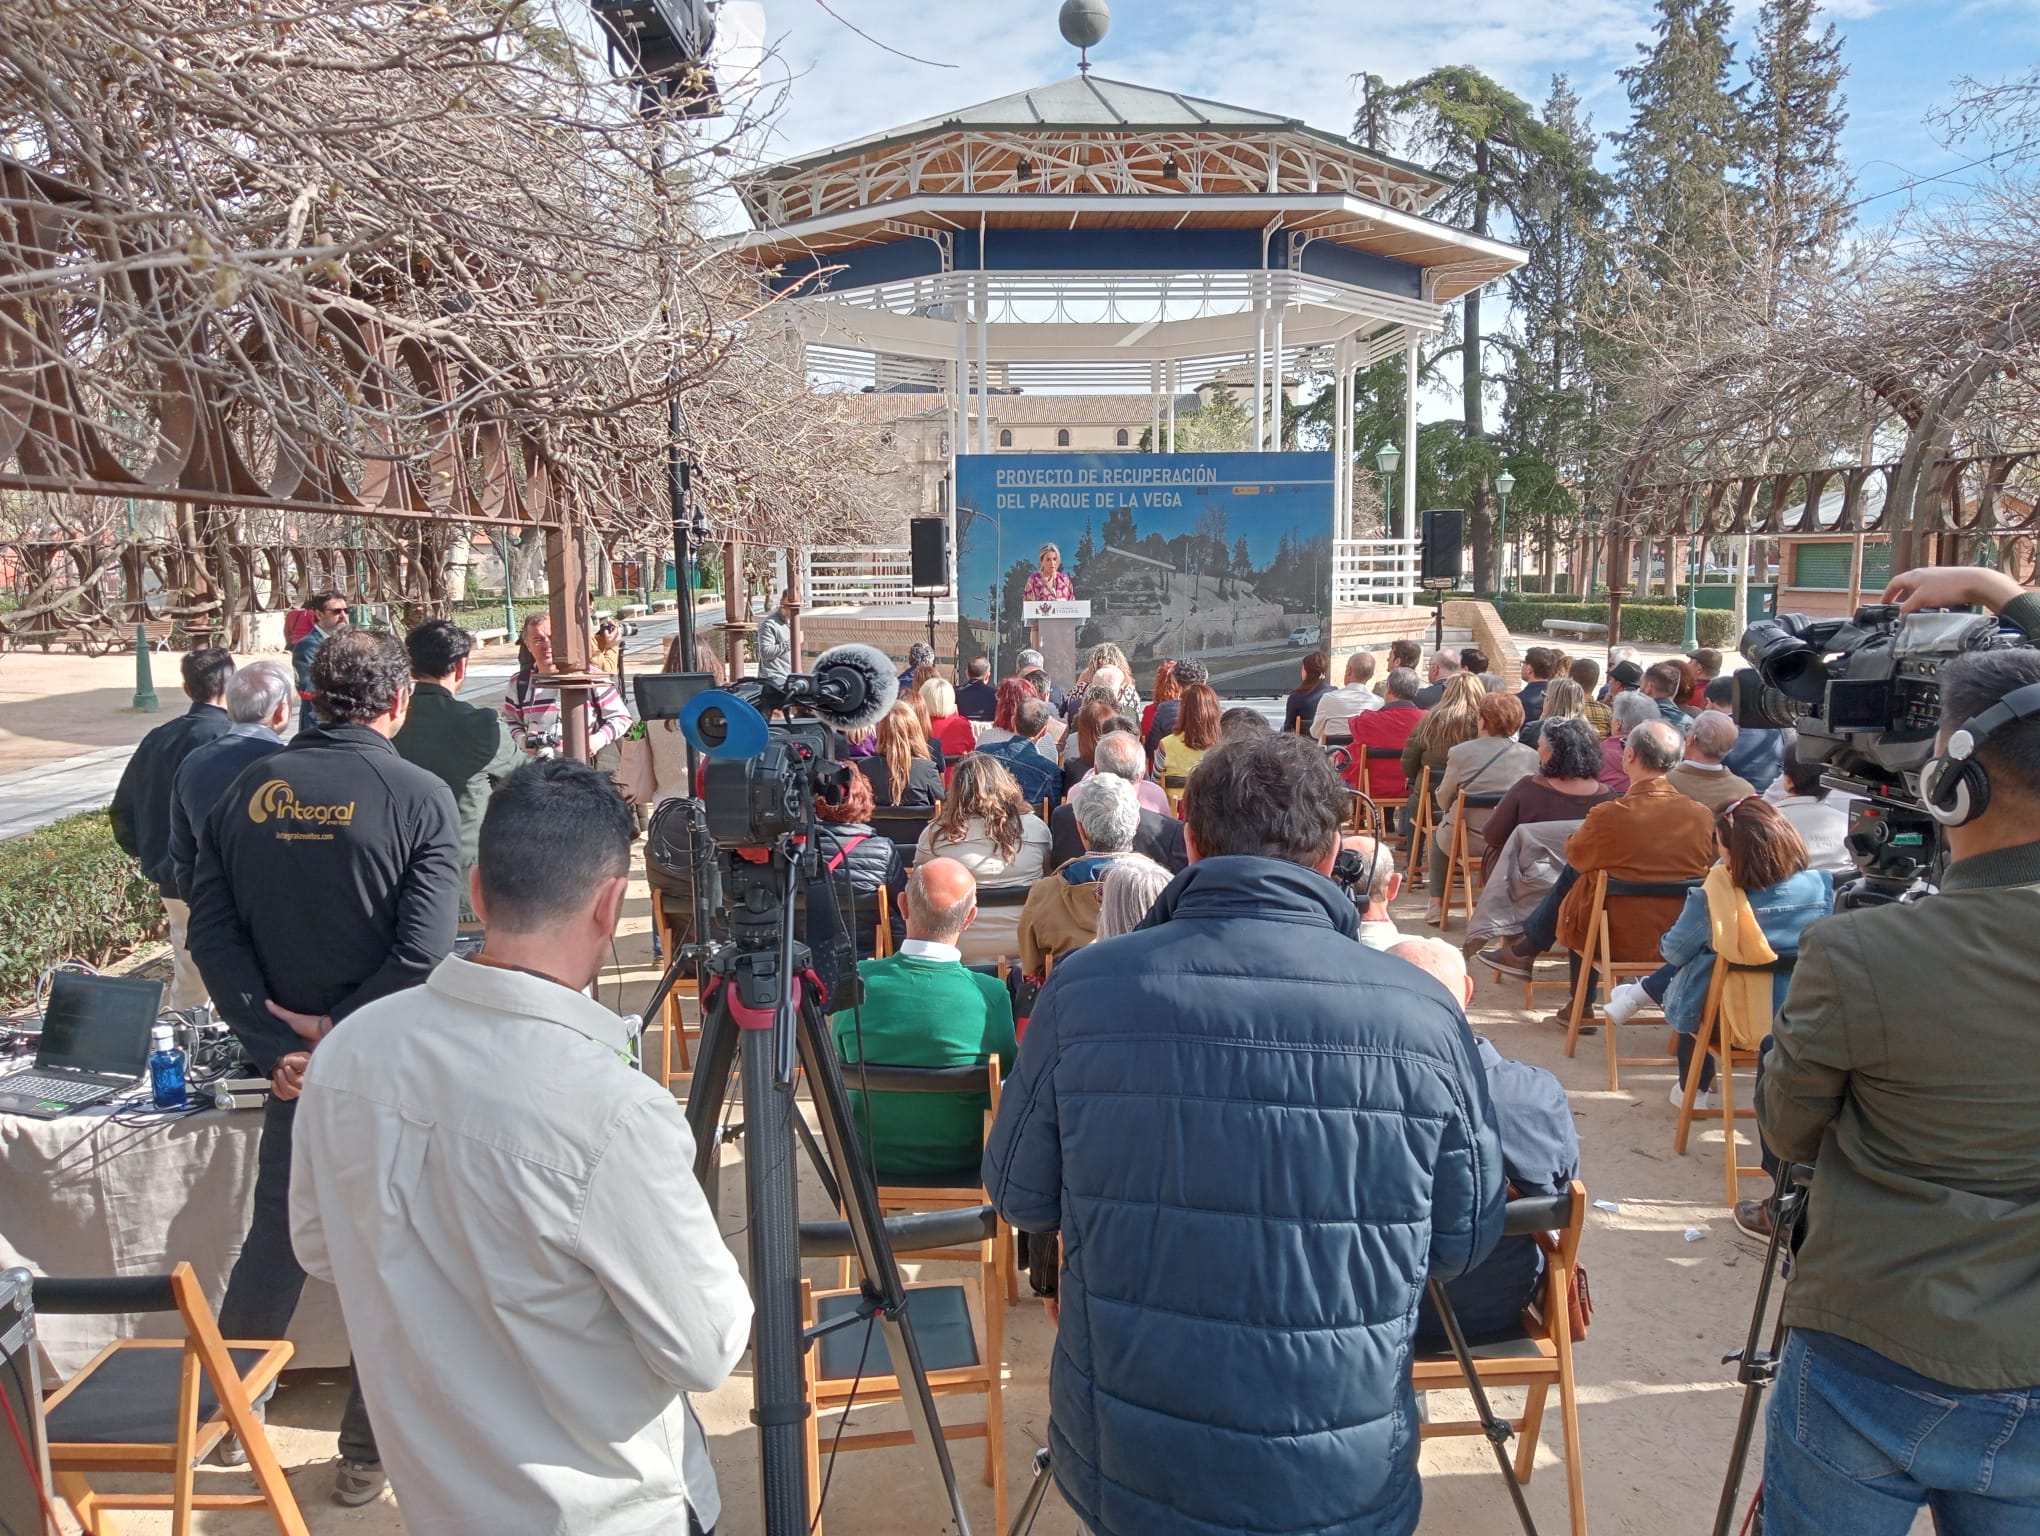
[
  {"xmin": 1682, "ymin": 493, "xmax": 1701, "ymax": 650},
  {"xmin": 126, "ymin": 497, "xmax": 157, "ymax": 712},
  {"xmin": 1493, "ymin": 468, "xmax": 1516, "ymax": 595},
  {"xmin": 1583, "ymin": 506, "xmax": 1603, "ymax": 601},
  {"xmin": 1375, "ymin": 443, "xmax": 1401, "ymax": 539}
]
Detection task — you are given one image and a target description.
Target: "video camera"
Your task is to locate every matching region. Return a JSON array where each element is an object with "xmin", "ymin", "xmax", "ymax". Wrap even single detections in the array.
[{"xmin": 1730, "ymin": 602, "xmax": 2031, "ymax": 898}]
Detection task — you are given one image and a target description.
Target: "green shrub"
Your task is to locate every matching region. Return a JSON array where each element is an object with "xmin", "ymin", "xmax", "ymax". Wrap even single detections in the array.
[
  {"xmin": 0, "ymin": 813, "xmax": 164, "ymax": 1007},
  {"xmin": 1487, "ymin": 597, "xmax": 1737, "ymax": 648}
]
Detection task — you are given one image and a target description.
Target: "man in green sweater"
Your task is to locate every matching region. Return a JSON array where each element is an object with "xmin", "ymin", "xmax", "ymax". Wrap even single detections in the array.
[{"xmin": 832, "ymin": 857, "xmax": 1016, "ymax": 1176}]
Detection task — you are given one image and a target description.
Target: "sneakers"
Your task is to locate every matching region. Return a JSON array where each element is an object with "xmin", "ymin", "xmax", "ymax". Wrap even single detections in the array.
[
  {"xmin": 213, "ymin": 1403, "xmax": 262, "ymax": 1466},
  {"xmin": 1670, "ymin": 1079, "xmax": 1720, "ymax": 1111},
  {"xmin": 1477, "ymin": 944, "xmax": 1534, "ymax": 981},
  {"xmin": 332, "ymin": 1458, "xmax": 388, "ymax": 1507},
  {"xmin": 1604, "ymin": 982, "xmax": 1651, "ymax": 1024},
  {"xmin": 1733, "ymin": 1199, "xmax": 1778, "ymax": 1241}
]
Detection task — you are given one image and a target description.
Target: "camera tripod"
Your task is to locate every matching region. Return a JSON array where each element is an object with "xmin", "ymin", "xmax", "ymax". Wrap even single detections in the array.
[
  {"xmin": 639, "ymin": 806, "xmax": 976, "ymax": 1536},
  {"xmin": 1713, "ymin": 1164, "xmax": 1814, "ymax": 1536}
]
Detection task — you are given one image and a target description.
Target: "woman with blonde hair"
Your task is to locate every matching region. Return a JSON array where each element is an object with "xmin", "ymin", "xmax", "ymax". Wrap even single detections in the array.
[
  {"xmin": 920, "ymin": 675, "xmax": 979, "ymax": 762},
  {"xmin": 864, "ymin": 700, "xmax": 945, "ymax": 809},
  {"xmin": 1424, "ymin": 690, "xmax": 1538, "ymax": 922},
  {"xmin": 1080, "ymin": 642, "xmax": 1141, "ymax": 717},
  {"xmin": 1401, "ymin": 671, "xmax": 1485, "ymax": 841},
  {"xmin": 1025, "ymin": 542, "xmax": 1075, "ymax": 602},
  {"xmin": 1521, "ymin": 676, "xmax": 1593, "ymax": 746}
]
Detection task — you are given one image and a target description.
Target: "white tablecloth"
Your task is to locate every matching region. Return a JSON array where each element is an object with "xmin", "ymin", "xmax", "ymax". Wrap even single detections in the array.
[{"xmin": 0, "ymin": 1101, "xmax": 347, "ymax": 1376}]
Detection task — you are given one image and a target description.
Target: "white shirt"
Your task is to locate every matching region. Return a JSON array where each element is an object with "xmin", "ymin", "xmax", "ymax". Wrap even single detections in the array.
[
  {"xmin": 1768, "ymin": 792, "xmax": 1856, "ymax": 876},
  {"xmin": 1311, "ymin": 684, "xmax": 1385, "ymax": 741},
  {"xmin": 290, "ymin": 957, "xmax": 751, "ymax": 1536},
  {"xmin": 898, "ymin": 937, "xmax": 963, "ymax": 962},
  {"xmin": 1358, "ymin": 917, "xmax": 1403, "ymax": 951}
]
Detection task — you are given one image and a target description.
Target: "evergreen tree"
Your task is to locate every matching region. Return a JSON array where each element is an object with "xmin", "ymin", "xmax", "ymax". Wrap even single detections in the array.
[
  {"xmin": 1074, "ymin": 517, "xmax": 1095, "ymax": 570},
  {"xmin": 1745, "ymin": 0, "xmax": 1852, "ymax": 316},
  {"xmin": 1612, "ymin": 0, "xmax": 1748, "ymax": 285}
]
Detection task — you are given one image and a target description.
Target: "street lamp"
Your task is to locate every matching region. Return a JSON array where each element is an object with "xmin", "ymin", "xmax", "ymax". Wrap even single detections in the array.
[
  {"xmin": 125, "ymin": 497, "xmax": 157, "ymax": 712},
  {"xmin": 1583, "ymin": 505, "xmax": 1603, "ymax": 601},
  {"xmin": 1375, "ymin": 443, "xmax": 1401, "ymax": 539},
  {"xmin": 1493, "ymin": 468, "xmax": 1516, "ymax": 595},
  {"xmin": 1682, "ymin": 493, "xmax": 1702, "ymax": 650}
]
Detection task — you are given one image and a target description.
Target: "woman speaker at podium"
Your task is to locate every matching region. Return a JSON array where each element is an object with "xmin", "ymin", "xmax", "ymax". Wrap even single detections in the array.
[{"xmin": 1024, "ymin": 542, "xmax": 1075, "ymax": 603}]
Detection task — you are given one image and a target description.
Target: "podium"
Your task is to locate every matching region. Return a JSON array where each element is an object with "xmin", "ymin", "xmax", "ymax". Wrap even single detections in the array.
[{"xmin": 1023, "ymin": 599, "xmax": 1090, "ymax": 686}]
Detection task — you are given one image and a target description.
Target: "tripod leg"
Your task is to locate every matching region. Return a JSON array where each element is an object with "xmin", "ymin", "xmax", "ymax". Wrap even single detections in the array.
[
  {"xmin": 1427, "ymin": 1278, "xmax": 1540, "ymax": 1536},
  {"xmin": 797, "ymin": 987, "xmax": 973, "ymax": 1536},
  {"xmin": 1008, "ymin": 1448, "xmax": 1054, "ymax": 1536},
  {"xmin": 1713, "ymin": 1167, "xmax": 1808, "ymax": 1536},
  {"xmin": 684, "ymin": 996, "xmax": 738, "ymax": 1188}
]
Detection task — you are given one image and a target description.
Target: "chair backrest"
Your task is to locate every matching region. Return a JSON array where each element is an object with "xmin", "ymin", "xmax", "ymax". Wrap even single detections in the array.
[
  {"xmin": 870, "ymin": 808, "xmax": 934, "ymax": 858},
  {"xmin": 1462, "ymin": 790, "xmax": 1507, "ymax": 810},
  {"xmin": 1604, "ymin": 875, "xmax": 1706, "ymax": 900},
  {"xmin": 972, "ymin": 883, "xmax": 1032, "ymax": 909},
  {"xmin": 841, "ymin": 1061, "xmax": 995, "ymax": 1096}
]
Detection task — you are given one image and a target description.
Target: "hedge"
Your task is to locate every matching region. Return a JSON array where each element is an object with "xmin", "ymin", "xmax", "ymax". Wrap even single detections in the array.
[
  {"xmin": 0, "ymin": 812, "xmax": 164, "ymax": 1007},
  {"xmin": 1488, "ymin": 597, "xmax": 1737, "ymax": 648}
]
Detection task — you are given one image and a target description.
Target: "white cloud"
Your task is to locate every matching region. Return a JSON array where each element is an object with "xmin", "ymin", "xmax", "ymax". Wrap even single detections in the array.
[{"xmin": 1819, "ymin": 0, "xmax": 1882, "ymax": 18}]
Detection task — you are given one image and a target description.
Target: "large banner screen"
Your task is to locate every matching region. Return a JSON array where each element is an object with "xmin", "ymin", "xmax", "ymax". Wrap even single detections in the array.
[{"xmin": 954, "ymin": 451, "xmax": 1333, "ymax": 694}]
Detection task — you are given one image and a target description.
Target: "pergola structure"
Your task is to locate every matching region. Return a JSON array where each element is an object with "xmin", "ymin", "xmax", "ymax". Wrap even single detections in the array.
[{"xmin": 726, "ymin": 69, "xmax": 1524, "ymax": 607}]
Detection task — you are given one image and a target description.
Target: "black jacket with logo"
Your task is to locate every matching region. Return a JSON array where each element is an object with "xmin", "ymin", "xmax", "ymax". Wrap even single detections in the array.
[
  {"xmin": 109, "ymin": 702, "xmax": 231, "ymax": 896},
  {"xmin": 186, "ymin": 723, "xmax": 461, "ymax": 1071}
]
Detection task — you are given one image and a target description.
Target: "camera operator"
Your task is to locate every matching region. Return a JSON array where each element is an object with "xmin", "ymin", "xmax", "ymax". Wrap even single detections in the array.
[
  {"xmin": 984, "ymin": 731, "xmax": 1502, "ymax": 1536},
  {"xmin": 290, "ymin": 760, "xmax": 751, "ymax": 1536},
  {"xmin": 1755, "ymin": 565, "xmax": 2040, "ymax": 1535},
  {"xmin": 186, "ymin": 629, "xmax": 461, "ymax": 1505}
]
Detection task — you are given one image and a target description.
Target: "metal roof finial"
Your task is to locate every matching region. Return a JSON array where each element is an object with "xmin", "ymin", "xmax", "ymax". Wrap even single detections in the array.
[{"xmin": 1058, "ymin": 0, "xmax": 1110, "ymax": 74}]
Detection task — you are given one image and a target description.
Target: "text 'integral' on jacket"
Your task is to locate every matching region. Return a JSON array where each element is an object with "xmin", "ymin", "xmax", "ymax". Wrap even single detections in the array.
[{"xmin": 982, "ymin": 854, "xmax": 1505, "ymax": 1536}]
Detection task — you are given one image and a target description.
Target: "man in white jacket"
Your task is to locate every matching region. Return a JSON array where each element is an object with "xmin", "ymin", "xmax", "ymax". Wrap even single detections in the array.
[{"xmin": 291, "ymin": 759, "xmax": 752, "ymax": 1534}]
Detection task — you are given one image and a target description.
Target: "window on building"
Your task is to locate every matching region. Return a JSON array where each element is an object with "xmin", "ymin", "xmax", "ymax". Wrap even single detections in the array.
[
  {"xmin": 1115, "ymin": 428, "xmax": 1129, "ymax": 447},
  {"xmin": 998, "ymin": 429, "xmax": 1012, "ymax": 448},
  {"xmin": 1790, "ymin": 542, "xmax": 1852, "ymax": 590},
  {"xmin": 1056, "ymin": 429, "xmax": 1071, "ymax": 447}
]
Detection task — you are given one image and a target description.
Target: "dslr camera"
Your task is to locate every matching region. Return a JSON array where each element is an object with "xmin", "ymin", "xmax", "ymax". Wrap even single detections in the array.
[{"xmin": 1731, "ymin": 602, "xmax": 2031, "ymax": 896}]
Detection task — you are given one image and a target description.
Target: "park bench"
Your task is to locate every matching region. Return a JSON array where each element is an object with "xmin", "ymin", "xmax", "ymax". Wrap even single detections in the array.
[
  {"xmin": 470, "ymin": 626, "xmax": 510, "ymax": 646},
  {"xmin": 650, "ymin": 598, "xmax": 677, "ymax": 613},
  {"xmin": 618, "ymin": 602, "xmax": 649, "ymax": 619},
  {"xmin": 1541, "ymin": 618, "xmax": 1608, "ymax": 640}
]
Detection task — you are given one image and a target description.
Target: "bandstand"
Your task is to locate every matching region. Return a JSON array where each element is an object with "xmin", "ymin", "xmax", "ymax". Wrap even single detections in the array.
[{"xmin": 726, "ymin": 24, "xmax": 1524, "ymax": 633}]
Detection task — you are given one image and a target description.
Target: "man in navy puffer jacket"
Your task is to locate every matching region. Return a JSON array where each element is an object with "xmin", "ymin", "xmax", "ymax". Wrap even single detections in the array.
[{"xmin": 985, "ymin": 731, "xmax": 1504, "ymax": 1536}]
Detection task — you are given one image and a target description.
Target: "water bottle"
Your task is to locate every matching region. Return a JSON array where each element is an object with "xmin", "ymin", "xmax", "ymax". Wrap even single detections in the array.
[{"xmin": 149, "ymin": 1025, "xmax": 188, "ymax": 1111}]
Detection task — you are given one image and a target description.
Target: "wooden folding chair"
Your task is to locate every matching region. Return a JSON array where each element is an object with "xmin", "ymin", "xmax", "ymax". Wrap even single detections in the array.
[
  {"xmin": 1564, "ymin": 872, "xmax": 1704, "ymax": 1089},
  {"xmin": 650, "ymin": 890, "xmax": 702, "ymax": 1086},
  {"xmin": 36, "ymin": 1264, "xmax": 308, "ymax": 1536},
  {"xmin": 871, "ymin": 807, "xmax": 936, "ymax": 869},
  {"xmin": 1413, "ymin": 1183, "xmax": 1589, "ymax": 1536},
  {"xmin": 1674, "ymin": 952, "xmax": 1793, "ymax": 1205},
  {"xmin": 1439, "ymin": 789, "xmax": 1505, "ymax": 930},
  {"xmin": 803, "ymin": 1182, "xmax": 1008, "ymax": 1533},
  {"xmin": 835, "ymin": 1060, "xmax": 1018, "ymax": 1307},
  {"xmin": 1405, "ymin": 767, "xmax": 1436, "ymax": 882}
]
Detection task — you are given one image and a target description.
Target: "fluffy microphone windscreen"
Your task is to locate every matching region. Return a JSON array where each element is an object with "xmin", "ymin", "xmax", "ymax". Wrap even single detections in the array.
[{"xmin": 810, "ymin": 643, "xmax": 899, "ymax": 733}]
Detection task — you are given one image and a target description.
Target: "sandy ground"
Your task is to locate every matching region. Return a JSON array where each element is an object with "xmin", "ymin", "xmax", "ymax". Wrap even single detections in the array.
[{"xmin": 52, "ymin": 853, "xmax": 1895, "ymax": 1536}]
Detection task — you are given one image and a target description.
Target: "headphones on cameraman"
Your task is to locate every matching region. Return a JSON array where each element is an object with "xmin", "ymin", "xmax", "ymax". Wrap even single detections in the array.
[{"xmin": 1919, "ymin": 682, "xmax": 2040, "ymax": 827}]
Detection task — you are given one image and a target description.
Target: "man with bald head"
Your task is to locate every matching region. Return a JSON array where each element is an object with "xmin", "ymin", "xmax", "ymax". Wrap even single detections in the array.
[
  {"xmin": 831, "ymin": 857, "xmax": 1017, "ymax": 1175},
  {"xmin": 1666, "ymin": 709, "xmax": 1758, "ymax": 812},
  {"xmin": 1389, "ymin": 938, "xmax": 1581, "ymax": 1341}
]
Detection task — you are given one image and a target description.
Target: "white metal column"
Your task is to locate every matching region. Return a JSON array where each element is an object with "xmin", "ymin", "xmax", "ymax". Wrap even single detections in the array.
[
  {"xmin": 1252, "ymin": 273, "xmax": 1267, "ymax": 450},
  {"xmin": 1150, "ymin": 360, "xmax": 1162, "ymax": 450},
  {"xmin": 1165, "ymin": 359, "xmax": 1178, "ymax": 452},
  {"xmin": 1401, "ymin": 330, "xmax": 1420, "ymax": 545},
  {"xmin": 953, "ymin": 293, "xmax": 968, "ymax": 464},
  {"xmin": 1268, "ymin": 275, "xmax": 1285, "ymax": 452},
  {"xmin": 1334, "ymin": 337, "xmax": 1352, "ymax": 539},
  {"xmin": 975, "ymin": 273, "xmax": 990, "ymax": 455}
]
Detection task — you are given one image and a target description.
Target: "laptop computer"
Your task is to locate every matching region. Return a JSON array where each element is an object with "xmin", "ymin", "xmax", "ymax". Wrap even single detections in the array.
[{"xmin": 0, "ymin": 972, "xmax": 162, "ymax": 1119}]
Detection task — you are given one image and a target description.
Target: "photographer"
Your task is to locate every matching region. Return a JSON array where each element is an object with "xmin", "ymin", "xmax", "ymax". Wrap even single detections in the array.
[
  {"xmin": 1755, "ymin": 565, "xmax": 2040, "ymax": 1534},
  {"xmin": 503, "ymin": 614, "xmax": 630, "ymax": 756}
]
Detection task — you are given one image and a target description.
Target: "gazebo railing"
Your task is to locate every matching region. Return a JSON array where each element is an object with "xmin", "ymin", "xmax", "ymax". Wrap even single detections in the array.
[{"xmin": 1334, "ymin": 538, "xmax": 1421, "ymax": 607}]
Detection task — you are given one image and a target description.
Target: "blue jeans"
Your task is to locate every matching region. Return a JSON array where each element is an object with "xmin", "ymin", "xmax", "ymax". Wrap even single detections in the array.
[{"xmin": 1764, "ymin": 1331, "xmax": 2040, "ymax": 1535}]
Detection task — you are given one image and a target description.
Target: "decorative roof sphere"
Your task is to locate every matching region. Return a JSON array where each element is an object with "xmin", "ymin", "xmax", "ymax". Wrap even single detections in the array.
[{"xmin": 1058, "ymin": 0, "xmax": 1111, "ymax": 51}]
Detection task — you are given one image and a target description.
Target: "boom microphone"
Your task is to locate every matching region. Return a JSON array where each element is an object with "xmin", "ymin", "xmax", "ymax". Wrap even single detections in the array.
[{"xmin": 807, "ymin": 643, "xmax": 898, "ymax": 733}]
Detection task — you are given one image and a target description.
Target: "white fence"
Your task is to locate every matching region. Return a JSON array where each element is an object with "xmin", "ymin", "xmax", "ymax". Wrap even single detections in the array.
[
  {"xmin": 1333, "ymin": 538, "xmax": 1422, "ymax": 607},
  {"xmin": 802, "ymin": 547, "xmax": 920, "ymax": 607}
]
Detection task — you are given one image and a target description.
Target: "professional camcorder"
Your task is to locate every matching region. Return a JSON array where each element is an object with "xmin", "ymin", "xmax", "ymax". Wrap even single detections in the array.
[{"xmin": 1731, "ymin": 602, "xmax": 2032, "ymax": 898}]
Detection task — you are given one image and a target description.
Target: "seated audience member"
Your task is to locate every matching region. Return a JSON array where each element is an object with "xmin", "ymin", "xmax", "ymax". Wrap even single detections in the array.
[
  {"xmin": 897, "ymin": 641, "xmax": 935, "ymax": 695},
  {"xmin": 1063, "ymin": 690, "xmax": 1120, "ymax": 770},
  {"xmin": 1605, "ymin": 796, "xmax": 1832, "ymax": 1106},
  {"xmin": 1684, "ymin": 649, "xmax": 1722, "ymax": 709},
  {"xmin": 1140, "ymin": 660, "xmax": 1180, "ymax": 748},
  {"xmin": 1478, "ymin": 721, "xmax": 1717, "ymax": 1014},
  {"xmin": 1642, "ymin": 659, "xmax": 1694, "ymax": 733},
  {"xmin": 1381, "ymin": 638, "xmax": 1423, "ymax": 694},
  {"xmin": 979, "ymin": 696, "xmax": 1066, "ymax": 807},
  {"xmin": 1155, "ymin": 681, "xmax": 1222, "ymax": 815},
  {"xmin": 984, "ymin": 732, "xmax": 1502, "ymax": 1536},
  {"xmin": 921, "ymin": 677, "xmax": 980, "ymax": 763},
  {"xmin": 1390, "ymin": 938, "xmax": 1582, "ymax": 1342},
  {"xmin": 1094, "ymin": 855, "xmax": 1175, "ymax": 940},
  {"xmin": 1068, "ymin": 717, "xmax": 1173, "ymax": 816},
  {"xmin": 290, "ymin": 760, "xmax": 751, "ymax": 1536},
  {"xmin": 1766, "ymin": 747, "xmax": 1854, "ymax": 875},
  {"xmin": 1310, "ymin": 650, "xmax": 1383, "ymax": 741},
  {"xmin": 1342, "ymin": 834, "xmax": 1404, "ymax": 950},
  {"xmin": 1516, "ymin": 648, "xmax": 1555, "ymax": 721},
  {"xmin": 977, "ymin": 676, "xmax": 1037, "ymax": 749},
  {"xmin": 1283, "ymin": 650, "xmax": 1333, "ymax": 736},
  {"xmin": 1021, "ymin": 669, "xmax": 1068, "ymax": 751},
  {"xmin": 1599, "ymin": 690, "xmax": 1658, "ymax": 791},
  {"xmin": 1342, "ymin": 666, "xmax": 1425, "ymax": 799},
  {"xmin": 1220, "ymin": 706, "xmax": 1274, "ymax": 740},
  {"xmin": 1479, "ymin": 718, "xmax": 1619, "ymax": 881},
  {"xmin": 1461, "ymin": 648, "xmax": 1502, "ymax": 692},
  {"xmin": 832, "ymin": 857, "xmax": 1017, "ymax": 1175},
  {"xmin": 1020, "ymin": 775, "xmax": 1143, "ymax": 976},
  {"xmin": 1519, "ymin": 677, "xmax": 1591, "ymax": 746},
  {"xmin": 1428, "ymin": 692, "xmax": 1539, "ymax": 918},
  {"xmin": 812, "ymin": 765, "xmax": 907, "ymax": 974},
  {"xmin": 1704, "ymin": 675, "xmax": 1789, "ymax": 792},
  {"xmin": 1016, "ymin": 647, "xmax": 1063, "ymax": 713},
  {"xmin": 903, "ymin": 687, "xmax": 946, "ymax": 772},
  {"xmin": 1402, "ymin": 673, "xmax": 1485, "ymax": 838},
  {"xmin": 1081, "ymin": 641, "xmax": 1143, "ymax": 716},
  {"xmin": 1604, "ymin": 656, "xmax": 1644, "ymax": 701},
  {"xmin": 917, "ymin": 754, "xmax": 1051, "ymax": 891},
  {"xmin": 1049, "ymin": 730, "xmax": 1187, "ymax": 871},
  {"xmin": 1572, "ymin": 656, "xmax": 1613, "ymax": 734},
  {"xmin": 1413, "ymin": 648, "xmax": 1461, "ymax": 709},
  {"xmin": 1667, "ymin": 710, "xmax": 1759, "ymax": 812},
  {"xmin": 955, "ymin": 656, "xmax": 998, "ymax": 721},
  {"xmin": 864, "ymin": 700, "xmax": 945, "ymax": 809}
]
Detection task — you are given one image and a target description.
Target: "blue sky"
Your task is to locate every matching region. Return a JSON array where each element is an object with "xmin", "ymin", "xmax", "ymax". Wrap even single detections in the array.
[{"xmin": 734, "ymin": 1, "xmax": 2035, "ymax": 232}]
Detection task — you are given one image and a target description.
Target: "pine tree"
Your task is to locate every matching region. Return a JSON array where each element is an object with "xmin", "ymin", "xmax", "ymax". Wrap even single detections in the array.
[
  {"xmin": 1745, "ymin": 0, "xmax": 1851, "ymax": 317},
  {"xmin": 1612, "ymin": 0, "xmax": 1748, "ymax": 285}
]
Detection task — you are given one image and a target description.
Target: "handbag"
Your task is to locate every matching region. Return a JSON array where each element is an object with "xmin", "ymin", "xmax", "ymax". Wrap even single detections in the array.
[
  {"xmin": 615, "ymin": 735, "xmax": 657, "ymax": 804},
  {"xmin": 1532, "ymin": 1229, "xmax": 1594, "ymax": 1339}
]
